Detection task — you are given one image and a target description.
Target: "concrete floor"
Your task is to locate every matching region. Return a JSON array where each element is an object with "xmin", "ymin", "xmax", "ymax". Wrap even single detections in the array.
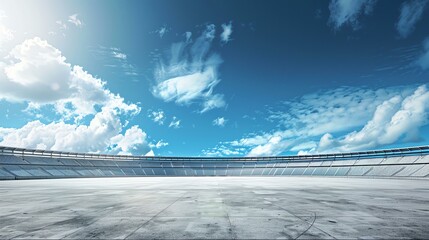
[{"xmin": 0, "ymin": 177, "xmax": 429, "ymax": 239}]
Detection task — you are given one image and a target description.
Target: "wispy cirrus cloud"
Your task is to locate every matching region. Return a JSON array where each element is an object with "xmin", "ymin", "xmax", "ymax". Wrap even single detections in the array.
[
  {"xmin": 52, "ymin": 14, "xmax": 84, "ymax": 37},
  {"xmin": 396, "ymin": 0, "xmax": 428, "ymax": 38},
  {"xmin": 152, "ymin": 24, "xmax": 226, "ymax": 113},
  {"xmin": 112, "ymin": 50, "xmax": 127, "ymax": 60},
  {"xmin": 328, "ymin": 0, "xmax": 377, "ymax": 30},
  {"xmin": 68, "ymin": 14, "xmax": 83, "ymax": 27},
  {"xmin": 92, "ymin": 46, "xmax": 139, "ymax": 77},
  {"xmin": 417, "ymin": 38, "xmax": 429, "ymax": 70},
  {"xmin": 56, "ymin": 20, "xmax": 67, "ymax": 30}
]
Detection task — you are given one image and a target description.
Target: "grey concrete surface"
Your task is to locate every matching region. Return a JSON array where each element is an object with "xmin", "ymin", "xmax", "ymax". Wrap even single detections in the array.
[{"xmin": 0, "ymin": 177, "xmax": 429, "ymax": 239}]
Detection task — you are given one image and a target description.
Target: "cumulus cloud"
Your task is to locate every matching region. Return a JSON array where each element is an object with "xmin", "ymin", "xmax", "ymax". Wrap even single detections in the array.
[
  {"xmin": 2, "ymin": 37, "xmax": 72, "ymax": 103},
  {"xmin": 0, "ymin": 37, "xmax": 150, "ymax": 155},
  {"xmin": 68, "ymin": 14, "xmax": 83, "ymax": 27},
  {"xmin": 148, "ymin": 110, "xmax": 166, "ymax": 125},
  {"xmin": 228, "ymin": 130, "xmax": 296, "ymax": 157},
  {"xmin": 208, "ymin": 84, "xmax": 426, "ymax": 156},
  {"xmin": 220, "ymin": 22, "xmax": 232, "ymax": 43},
  {"xmin": 0, "ymin": 38, "xmax": 143, "ymax": 121},
  {"xmin": 145, "ymin": 149, "xmax": 155, "ymax": 156},
  {"xmin": 328, "ymin": 0, "xmax": 377, "ymax": 30},
  {"xmin": 152, "ymin": 24, "xmax": 226, "ymax": 113},
  {"xmin": 213, "ymin": 117, "xmax": 227, "ymax": 127},
  {"xmin": 0, "ymin": 23, "xmax": 13, "ymax": 45},
  {"xmin": 318, "ymin": 85, "xmax": 429, "ymax": 152},
  {"xmin": 246, "ymin": 136, "xmax": 293, "ymax": 157},
  {"xmin": 169, "ymin": 116, "xmax": 181, "ymax": 128},
  {"xmin": 110, "ymin": 125, "xmax": 148, "ymax": 155},
  {"xmin": 0, "ymin": 109, "xmax": 148, "ymax": 155},
  {"xmin": 396, "ymin": 0, "xmax": 428, "ymax": 38}
]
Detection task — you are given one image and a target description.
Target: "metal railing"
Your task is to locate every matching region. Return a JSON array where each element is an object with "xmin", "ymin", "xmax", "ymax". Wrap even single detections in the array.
[{"xmin": 1, "ymin": 145, "xmax": 429, "ymax": 162}]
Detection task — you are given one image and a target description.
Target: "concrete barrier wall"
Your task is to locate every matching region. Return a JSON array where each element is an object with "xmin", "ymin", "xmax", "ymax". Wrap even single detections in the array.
[{"xmin": 1, "ymin": 146, "xmax": 429, "ymax": 180}]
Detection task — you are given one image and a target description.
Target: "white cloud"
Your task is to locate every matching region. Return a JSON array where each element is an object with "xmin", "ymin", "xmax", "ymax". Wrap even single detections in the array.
[
  {"xmin": 202, "ymin": 144, "xmax": 246, "ymax": 157},
  {"xmin": 317, "ymin": 85, "xmax": 429, "ymax": 152},
  {"xmin": 0, "ymin": 37, "xmax": 150, "ymax": 155},
  {"xmin": 110, "ymin": 125, "xmax": 148, "ymax": 155},
  {"xmin": 220, "ymin": 22, "xmax": 232, "ymax": 43},
  {"xmin": 169, "ymin": 116, "xmax": 181, "ymax": 128},
  {"xmin": 152, "ymin": 24, "xmax": 226, "ymax": 113},
  {"xmin": 0, "ymin": 11, "xmax": 13, "ymax": 45},
  {"xmin": 0, "ymin": 109, "xmax": 149, "ymax": 155},
  {"xmin": 156, "ymin": 26, "xmax": 168, "ymax": 38},
  {"xmin": 213, "ymin": 117, "xmax": 227, "ymax": 127},
  {"xmin": 56, "ymin": 20, "xmax": 67, "ymax": 30},
  {"xmin": 202, "ymin": 94, "xmax": 226, "ymax": 113},
  {"xmin": 417, "ymin": 38, "xmax": 429, "ymax": 70},
  {"xmin": 0, "ymin": 37, "xmax": 139, "ymax": 121},
  {"xmin": 112, "ymin": 50, "xmax": 127, "ymax": 60},
  {"xmin": 328, "ymin": 0, "xmax": 377, "ymax": 30},
  {"xmin": 1, "ymin": 37, "xmax": 75, "ymax": 103},
  {"xmin": 68, "ymin": 14, "xmax": 83, "ymax": 27},
  {"xmin": 290, "ymin": 141, "xmax": 317, "ymax": 152},
  {"xmin": 0, "ymin": 23, "xmax": 13, "ymax": 45},
  {"xmin": 247, "ymin": 136, "xmax": 292, "ymax": 157},
  {"xmin": 154, "ymin": 67, "xmax": 219, "ymax": 104},
  {"xmin": 269, "ymin": 85, "xmax": 412, "ymax": 136},
  {"xmin": 396, "ymin": 0, "xmax": 428, "ymax": 38},
  {"xmin": 208, "ymin": 84, "xmax": 426, "ymax": 156},
  {"xmin": 149, "ymin": 110, "xmax": 166, "ymax": 125},
  {"xmin": 230, "ymin": 131, "xmax": 295, "ymax": 157},
  {"xmin": 145, "ymin": 149, "xmax": 155, "ymax": 156},
  {"xmin": 95, "ymin": 46, "xmax": 138, "ymax": 76},
  {"xmin": 149, "ymin": 140, "xmax": 169, "ymax": 149},
  {"xmin": 185, "ymin": 32, "xmax": 192, "ymax": 42}
]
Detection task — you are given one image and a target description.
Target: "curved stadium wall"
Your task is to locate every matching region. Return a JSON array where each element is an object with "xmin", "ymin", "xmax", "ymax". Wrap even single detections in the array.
[{"xmin": 0, "ymin": 146, "xmax": 429, "ymax": 180}]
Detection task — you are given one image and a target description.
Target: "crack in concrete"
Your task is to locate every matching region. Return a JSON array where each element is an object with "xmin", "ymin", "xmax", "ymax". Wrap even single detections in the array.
[{"xmin": 123, "ymin": 193, "xmax": 187, "ymax": 239}]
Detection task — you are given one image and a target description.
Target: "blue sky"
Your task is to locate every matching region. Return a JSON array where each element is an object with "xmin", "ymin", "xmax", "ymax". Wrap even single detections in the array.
[{"xmin": 0, "ymin": 0, "xmax": 429, "ymax": 156}]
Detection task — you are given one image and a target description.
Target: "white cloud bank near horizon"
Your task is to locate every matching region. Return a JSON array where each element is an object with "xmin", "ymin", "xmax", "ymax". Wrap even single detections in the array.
[{"xmin": 204, "ymin": 84, "xmax": 429, "ymax": 157}]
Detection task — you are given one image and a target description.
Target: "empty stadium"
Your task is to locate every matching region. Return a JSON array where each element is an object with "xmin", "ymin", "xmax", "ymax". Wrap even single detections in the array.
[{"xmin": 1, "ymin": 145, "xmax": 429, "ymax": 239}]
